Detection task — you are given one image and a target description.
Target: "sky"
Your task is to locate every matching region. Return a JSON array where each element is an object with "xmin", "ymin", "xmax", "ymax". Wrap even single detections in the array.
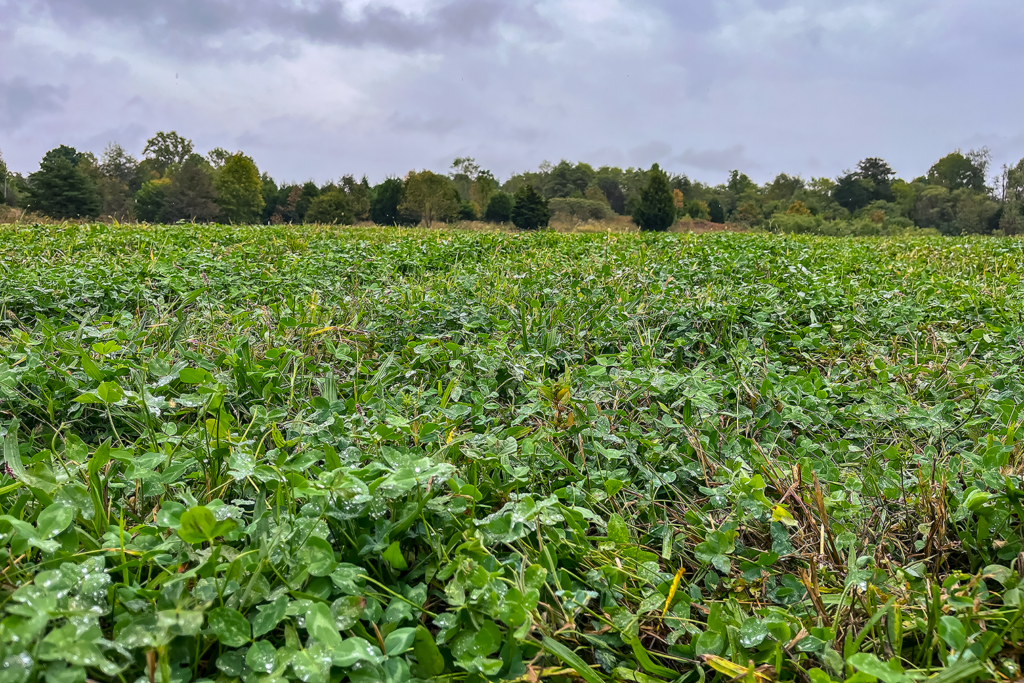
[{"xmin": 1, "ymin": 0, "xmax": 1022, "ymax": 186}]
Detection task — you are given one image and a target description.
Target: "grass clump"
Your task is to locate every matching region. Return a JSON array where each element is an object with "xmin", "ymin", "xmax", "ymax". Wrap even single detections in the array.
[{"xmin": 0, "ymin": 222, "xmax": 1023, "ymax": 682}]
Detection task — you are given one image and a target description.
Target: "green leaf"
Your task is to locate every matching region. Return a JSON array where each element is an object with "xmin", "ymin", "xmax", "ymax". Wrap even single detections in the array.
[
  {"xmin": 178, "ymin": 368, "xmax": 210, "ymax": 384},
  {"xmin": 245, "ymin": 641, "xmax": 277, "ymax": 675},
  {"xmin": 739, "ymin": 618, "xmax": 770, "ymax": 648},
  {"xmin": 177, "ymin": 505, "xmax": 236, "ymax": 544},
  {"xmin": 541, "ymin": 636, "xmax": 603, "ymax": 683},
  {"xmin": 305, "ymin": 602, "xmax": 342, "ymax": 648},
  {"xmin": 301, "ymin": 536, "xmax": 337, "ymax": 577},
  {"xmin": 412, "ymin": 626, "xmax": 445, "ymax": 677},
  {"xmin": 96, "ymin": 381, "xmax": 124, "ymax": 404},
  {"xmin": 208, "ymin": 607, "xmax": 251, "ymax": 647},
  {"xmin": 607, "ymin": 513, "xmax": 630, "ymax": 543},
  {"xmin": 846, "ymin": 653, "xmax": 913, "ymax": 683},
  {"xmin": 3, "ymin": 420, "xmax": 25, "ymax": 480},
  {"xmin": 937, "ymin": 616, "xmax": 966, "ymax": 652},
  {"xmin": 383, "ymin": 627, "xmax": 416, "ymax": 656},
  {"xmin": 36, "ymin": 504, "xmax": 73, "ymax": 539},
  {"xmin": 330, "ymin": 638, "xmax": 382, "ymax": 668},
  {"xmin": 382, "ymin": 541, "xmax": 408, "ymax": 570},
  {"xmin": 251, "ymin": 595, "xmax": 288, "ymax": 638}
]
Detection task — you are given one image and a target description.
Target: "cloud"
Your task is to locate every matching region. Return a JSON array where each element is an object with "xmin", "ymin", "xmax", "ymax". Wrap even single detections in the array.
[
  {"xmin": 23, "ymin": 0, "xmax": 552, "ymax": 57},
  {"xmin": 1, "ymin": 0, "xmax": 1020, "ymax": 183},
  {"xmin": 0, "ymin": 78, "xmax": 69, "ymax": 131},
  {"xmin": 673, "ymin": 145, "xmax": 760, "ymax": 173}
]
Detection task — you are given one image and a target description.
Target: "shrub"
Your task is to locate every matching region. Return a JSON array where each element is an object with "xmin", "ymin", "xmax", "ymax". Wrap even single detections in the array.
[
  {"xmin": 511, "ymin": 184, "xmax": 550, "ymax": 230},
  {"xmin": 548, "ymin": 197, "xmax": 614, "ymax": 222}
]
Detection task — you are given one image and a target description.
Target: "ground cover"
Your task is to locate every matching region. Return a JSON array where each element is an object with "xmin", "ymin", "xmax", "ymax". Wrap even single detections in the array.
[{"xmin": 0, "ymin": 223, "xmax": 1022, "ymax": 683}]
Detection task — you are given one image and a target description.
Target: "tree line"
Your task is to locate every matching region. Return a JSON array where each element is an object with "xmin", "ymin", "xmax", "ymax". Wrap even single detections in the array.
[{"xmin": 1, "ymin": 131, "xmax": 1022, "ymax": 235}]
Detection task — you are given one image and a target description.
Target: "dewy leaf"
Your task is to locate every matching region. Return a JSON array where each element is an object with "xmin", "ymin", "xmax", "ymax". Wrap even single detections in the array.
[
  {"xmin": 738, "ymin": 617, "xmax": 770, "ymax": 648},
  {"xmin": 383, "ymin": 627, "xmax": 416, "ymax": 656},
  {"xmin": 246, "ymin": 641, "xmax": 277, "ymax": 674},
  {"xmin": 251, "ymin": 595, "xmax": 288, "ymax": 638},
  {"xmin": 208, "ymin": 607, "xmax": 251, "ymax": 648},
  {"xmin": 177, "ymin": 505, "xmax": 229, "ymax": 544},
  {"xmin": 607, "ymin": 513, "xmax": 630, "ymax": 543},
  {"xmin": 412, "ymin": 626, "xmax": 445, "ymax": 677},
  {"xmin": 36, "ymin": 504, "xmax": 74, "ymax": 539},
  {"xmin": 305, "ymin": 602, "xmax": 342, "ymax": 649}
]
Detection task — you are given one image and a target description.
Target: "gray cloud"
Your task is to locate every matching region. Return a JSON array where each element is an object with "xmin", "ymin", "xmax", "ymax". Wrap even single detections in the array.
[
  {"xmin": 673, "ymin": 145, "xmax": 760, "ymax": 173},
  {"xmin": 0, "ymin": 79, "xmax": 69, "ymax": 131},
  {"xmin": 23, "ymin": 0, "xmax": 552, "ymax": 57},
  {"xmin": 1, "ymin": 0, "xmax": 1021, "ymax": 184}
]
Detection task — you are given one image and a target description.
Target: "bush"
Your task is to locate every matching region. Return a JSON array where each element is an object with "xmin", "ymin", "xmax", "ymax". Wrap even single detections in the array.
[
  {"xmin": 305, "ymin": 190, "xmax": 353, "ymax": 225},
  {"xmin": 548, "ymin": 197, "xmax": 614, "ymax": 222},
  {"xmin": 768, "ymin": 212, "xmax": 937, "ymax": 237},
  {"xmin": 511, "ymin": 184, "xmax": 550, "ymax": 230},
  {"xmin": 484, "ymin": 193, "xmax": 514, "ymax": 223}
]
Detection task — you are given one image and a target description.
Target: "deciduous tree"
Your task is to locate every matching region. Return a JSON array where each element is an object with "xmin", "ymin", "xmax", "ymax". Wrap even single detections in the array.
[
  {"xmin": 164, "ymin": 160, "xmax": 219, "ymax": 222},
  {"xmin": 370, "ymin": 178, "xmax": 404, "ymax": 225},
  {"xmin": 214, "ymin": 153, "xmax": 265, "ymax": 224},
  {"xmin": 400, "ymin": 170, "xmax": 458, "ymax": 227},
  {"xmin": 305, "ymin": 190, "xmax": 353, "ymax": 225},
  {"xmin": 143, "ymin": 131, "xmax": 194, "ymax": 174}
]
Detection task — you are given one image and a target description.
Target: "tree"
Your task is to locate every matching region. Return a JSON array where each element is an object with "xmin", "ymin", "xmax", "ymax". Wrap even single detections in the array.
[
  {"xmin": 260, "ymin": 173, "xmax": 279, "ymax": 223},
  {"xmin": 296, "ymin": 182, "xmax": 320, "ymax": 222},
  {"xmin": 305, "ymin": 190, "xmax": 353, "ymax": 225},
  {"xmin": 400, "ymin": 170, "xmax": 459, "ymax": 227},
  {"xmin": 370, "ymin": 178, "xmax": 404, "ymax": 225},
  {"xmin": 0, "ymin": 147, "xmax": 9, "ymax": 206},
  {"xmin": 543, "ymin": 161, "xmax": 595, "ymax": 199},
  {"xmin": 631, "ymin": 164, "xmax": 676, "ymax": 232},
  {"xmin": 484, "ymin": 193, "xmax": 514, "ymax": 223},
  {"xmin": 707, "ymin": 197, "xmax": 725, "ymax": 223},
  {"xmin": 26, "ymin": 146, "xmax": 102, "ymax": 219},
  {"xmin": 135, "ymin": 179, "xmax": 170, "ymax": 222},
  {"xmin": 927, "ymin": 151, "xmax": 987, "ymax": 191},
  {"xmin": 143, "ymin": 131, "xmax": 194, "ymax": 174},
  {"xmin": 952, "ymin": 189, "xmax": 998, "ymax": 235},
  {"xmin": 765, "ymin": 173, "xmax": 805, "ymax": 202},
  {"xmin": 341, "ymin": 175, "xmax": 371, "ymax": 221},
  {"xmin": 510, "ymin": 183, "xmax": 550, "ymax": 230},
  {"xmin": 833, "ymin": 174, "xmax": 873, "ymax": 212},
  {"xmin": 100, "ymin": 143, "xmax": 138, "ymax": 186},
  {"xmin": 214, "ymin": 153, "xmax": 265, "ymax": 223},
  {"xmin": 914, "ymin": 186, "xmax": 955, "ymax": 234},
  {"xmin": 206, "ymin": 147, "xmax": 231, "ymax": 169},
  {"xmin": 164, "ymin": 160, "xmax": 219, "ymax": 222},
  {"xmin": 596, "ymin": 176, "xmax": 626, "ymax": 214}
]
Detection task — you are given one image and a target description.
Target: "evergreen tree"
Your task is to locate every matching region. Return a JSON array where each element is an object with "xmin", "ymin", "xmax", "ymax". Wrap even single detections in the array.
[
  {"xmin": 214, "ymin": 153, "xmax": 265, "ymax": 224},
  {"xmin": 631, "ymin": 164, "xmax": 675, "ymax": 232},
  {"xmin": 370, "ymin": 178, "xmax": 404, "ymax": 225},
  {"xmin": 510, "ymin": 184, "xmax": 550, "ymax": 230},
  {"xmin": 164, "ymin": 160, "xmax": 219, "ymax": 222},
  {"xmin": 26, "ymin": 147, "xmax": 102, "ymax": 219},
  {"xmin": 484, "ymin": 193, "xmax": 514, "ymax": 223},
  {"xmin": 305, "ymin": 190, "xmax": 353, "ymax": 225}
]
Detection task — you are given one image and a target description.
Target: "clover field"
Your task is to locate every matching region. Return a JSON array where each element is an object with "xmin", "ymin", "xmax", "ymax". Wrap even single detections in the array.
[{"xmin": 1, "ymin": 223, "xmax": 1023, "ymax": 683}]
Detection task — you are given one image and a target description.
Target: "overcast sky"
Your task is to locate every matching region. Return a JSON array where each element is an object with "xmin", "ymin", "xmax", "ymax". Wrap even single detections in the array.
[{"xmin": 1, "ymin": 0, "xmax": 1021, "ymax": 185}]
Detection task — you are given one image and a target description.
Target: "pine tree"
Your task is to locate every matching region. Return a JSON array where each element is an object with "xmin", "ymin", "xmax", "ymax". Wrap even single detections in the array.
[
  {"xmin": 631, "ymin": 164, "xmax": 675, "ymax": 232},
  {"xmin": 510, "ymin": 184, "xmax": 550, "ymax": 230},
  {"xmin": 26, "ymin": 147, "xmax": 102, "ymax": 219}
]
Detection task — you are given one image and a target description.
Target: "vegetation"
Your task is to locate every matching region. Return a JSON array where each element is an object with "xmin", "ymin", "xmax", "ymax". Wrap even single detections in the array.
[
  {"xmin": 4, "ymin": 133, "xmax": 1021, "ymax": 235},
  {"xmin": 510, "ymin": 184, "xmax": 550, "ymax": 230},
  {"xmin": 1, "ymin": 223, "xmax": 1023, "ymax": 682}
]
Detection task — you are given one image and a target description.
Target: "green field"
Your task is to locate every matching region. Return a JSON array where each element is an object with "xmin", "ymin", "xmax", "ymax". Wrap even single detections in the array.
[{"xmin": 1, "ymin": 223, "xmax": 1023, "ymax": 683}]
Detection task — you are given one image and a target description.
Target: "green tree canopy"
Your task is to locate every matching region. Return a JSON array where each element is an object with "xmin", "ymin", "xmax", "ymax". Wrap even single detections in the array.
[
  {"xmin": 927, "ymin": 151, "xmax": 987, "ymax": 192},
  {"xmin": 143, "ymin": 131, "xmax": 194, "ymax": 175},
  {"xmin": 341, "ymin": 175, "xmax": 371, "ymax": 221},
  {"xmin": 484, "ymin": 193, "xmax": 514, "ymax": 223},
  {"xmin": 400, "ymin": 170, "xmax": 459, "ymax": 227},
  {"xmin": 214, "ymin": 153, "xmax": 265, "ymax": 224},
  {"xmin": 510, "ymin": 183, "xmax": 550, "ymax": 230},
  {"xmin": 707, "ymin": 197, "xmax": 725, "ymax": 223},
  {"xmin": 135, "ymin": 178, "xmax": 170, "ymax": 222},
  {"xmin": 26, "ymin": 146, "xmax": 102, "ymax": 219},
  {"xmin": 370, "ymin": 178, "xmax": 405, "ymax": 225},
  {"xmin": 164, "ymin": 160, "xmax": 219, "ymax": 223},
  {"xmin": 305, "ymin": 190, "xmax": 353, "ymax": 225},
  {"xmin": 632, "ymin": 164, "xmax": 676, "ymax": 232}
]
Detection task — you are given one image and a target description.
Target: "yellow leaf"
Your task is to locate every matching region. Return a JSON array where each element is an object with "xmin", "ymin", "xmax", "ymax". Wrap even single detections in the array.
[
  {"xmin": 661, "ymin": 567, "xmax": 684, "ymax": 618},
  {"xmin": 771, "ymin": 505, "xmax": 798, "ymax": 528},
  {"xmin": 701, "ymin": 655, "xmax": 769, "ymax": 681}
]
